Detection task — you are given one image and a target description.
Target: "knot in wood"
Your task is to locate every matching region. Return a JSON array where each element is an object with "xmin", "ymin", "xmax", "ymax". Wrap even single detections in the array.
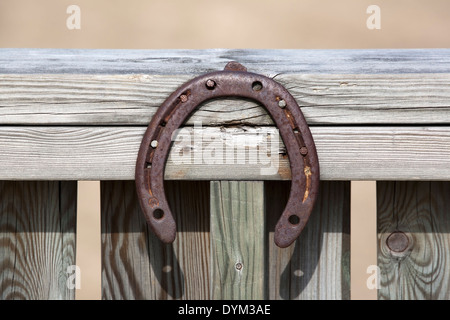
[{"xmin": 386, "ymin": 231, "xmax": 409, "ymax": 253}]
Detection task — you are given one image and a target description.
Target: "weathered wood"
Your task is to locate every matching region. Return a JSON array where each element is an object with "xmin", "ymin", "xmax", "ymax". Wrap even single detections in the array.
[
  {"xmin": 210, "ymin": 181, "xmax": 265, "ymax": 299},
  {"xmin": 377, "ymin": 181, "xmax": 450, "ymax": 300},
  {"xmin": 266, "ymin": 181, "xmax": 350, "ymax": 300},
  {"xmin": 101, "ymin": 181, "xmax": 210, "ymax": 299},
  {"xmin": 0, "ymin": 181, "xmax": 77, "ymax": 300},
  {"xmin": 0, "ymin": 126, "xmax": 449, "ymax": 181},
  {"xmin": 2, "ymin": 49, "xmax": 450, "ymax": 75},
  {"xmin": 0, "ymin": 73, "xmax": 449, "ymax": 125}
]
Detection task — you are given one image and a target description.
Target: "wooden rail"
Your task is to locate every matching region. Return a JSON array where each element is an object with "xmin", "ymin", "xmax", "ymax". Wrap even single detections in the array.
[
  {"xmin": 0, "ymin": 126, "xmax": 449, "ymax": 180},
  {"xmin": 0, "ymin": 49, "xmax": 449, "ymax": 181}
]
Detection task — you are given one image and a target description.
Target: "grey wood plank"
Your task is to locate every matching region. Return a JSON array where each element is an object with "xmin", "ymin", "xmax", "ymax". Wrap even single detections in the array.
[
  {"xmin": 377, "ymin": 181, "xmax": 450, "ymax": 300},
  {"xmin": 429, "ymin": 182, "xmax": 450, "ymax": 299},
  {"xmin": 1, "ymin": 49, "xmax": 450, "ymax": 75},
  {"xmin": 0, "ymin": 126, "xmax": 449, "ymax": 181},
  {"xmin": 0, "ymin": 181, "xmax": 77, "ymax": 300},
  {"xmin": 1, "ymin": 73, "xmax": 448, "ymax": 125},
  {"xmin": 266, "ymin": 181, "xmax": 350, "ymax": 300},
  {"xmin": 101, "ymin": 181, "xmax": 210, "ymax": 300},
  {"xmin": 210, "ymin": 181, "xmax": 265, "ymax": 299}
]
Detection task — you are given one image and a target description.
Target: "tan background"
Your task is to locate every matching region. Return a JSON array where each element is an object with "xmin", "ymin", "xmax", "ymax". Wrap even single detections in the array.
[
  {"xmin": 1, "ymin": 0, "xmax": 449, "ymax": 300},
  {"xmin": 1, "ymin": 0, "xmax": 450, "ymax": 49}
]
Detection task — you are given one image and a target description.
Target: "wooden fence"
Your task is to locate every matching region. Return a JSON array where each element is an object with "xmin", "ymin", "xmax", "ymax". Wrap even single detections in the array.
[{"xmin": 0, "ymin": 49, "xmax": 449, "ymax": 299}]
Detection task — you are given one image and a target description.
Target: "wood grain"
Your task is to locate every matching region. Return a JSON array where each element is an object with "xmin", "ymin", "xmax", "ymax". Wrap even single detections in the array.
[
  {"xmin": 377, "ymin": 181, "xmax": 450, "ymax": 300},
  {"xmin": 266, "ymin": 181, "xmax": 350, "ymax": 300},
  {"xmin": 0, "ymin": 73, "xmax": 449, "ymax": 125},
  {"xmin": 210, "ymin": 181, "xmax": 265, "ymax": 299},
  {"xmin": 1, "ymin": 48, "xmax": 449, "ymax": 75},
  {"xmin": 101, "ymin": 180, "xmax": 210, "ymax": 300},
  {"xmin": 0, "ymin": 126, "xmax": 449, "ymax": 181},
  {"xmin": 0, "ymin": 181, "xmax": 77, "ymax": 299}
]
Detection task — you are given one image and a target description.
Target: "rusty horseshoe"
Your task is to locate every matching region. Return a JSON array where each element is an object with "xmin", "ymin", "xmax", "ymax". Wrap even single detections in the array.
[{"xmin": 135, "ymin": 62, "xmax": 320, "ymax": 248}]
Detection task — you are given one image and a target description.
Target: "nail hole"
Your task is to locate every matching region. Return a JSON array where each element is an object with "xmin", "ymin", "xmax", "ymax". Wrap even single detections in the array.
[
  {"xmin": 146, "ymin": 162, "xmax": 152, "ymax": 169},
  {"xmin": 288, "ymin": 215, "xmax": 300, "ymax": 225},
  {"xmin": 293, "ymin": 269, "xmax": 304, "ymax": 277},
  {"xmin": 300, "ymin": 147, "xmax": 308, "ymax": 156},
  {"xmin": 153, "ymin": 208, "xmax": 164, "ymax": 220},
  {"xmin": 160, "ymin": 121, "xmax": 166, "ymax": 127},
  {"xmin": 252, "ymin": 81, "xmax": 263, "ymax": 91}
]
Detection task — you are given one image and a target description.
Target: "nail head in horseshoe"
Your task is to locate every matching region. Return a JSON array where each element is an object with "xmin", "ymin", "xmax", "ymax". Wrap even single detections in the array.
[{"xmin": 135, "ymin": 62, "xmax": 320, "ymax": 248}]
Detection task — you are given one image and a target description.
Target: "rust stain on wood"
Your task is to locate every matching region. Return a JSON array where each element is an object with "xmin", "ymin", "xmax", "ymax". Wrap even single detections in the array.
[{"xmin": 303, "ymin": 166, "xmax": 311, "ymax": 203}]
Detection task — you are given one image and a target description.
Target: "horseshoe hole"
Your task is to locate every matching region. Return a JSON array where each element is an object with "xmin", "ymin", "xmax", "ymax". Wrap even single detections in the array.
[
  {"xmin": 205, "ymin": 79, "xmax": 216, "ymax": 90},
  {"xmin": 288, "ymin": 214, "xmax": 300, "ymax": 225},
  {"xmin": 252, "ymin": 81, "xmax": 263, "ymax": 91},
  {"xmin": 153, "ymin": 208, "xmax": 164, "ymax": 220},
  {"xmin": 179, "ymin": 92, "xmax": 189, "ymax": 103}
]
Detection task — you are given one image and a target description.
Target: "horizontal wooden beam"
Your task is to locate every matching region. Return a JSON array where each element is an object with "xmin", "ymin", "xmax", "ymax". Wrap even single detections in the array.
[
  {"xmin": 1, "ymin": 73, "xmax": 449, "ymax": 125},
  {"xmin": 1, "ymin": 49, "xmax": 448, "ymax": 181},
  {"xmin": 1, "ymin": 49, "xmax": 450, "ymax": 75},
  {"xmin": 0, "ymin": 126, "xmax": 448, "ymax": 181}
]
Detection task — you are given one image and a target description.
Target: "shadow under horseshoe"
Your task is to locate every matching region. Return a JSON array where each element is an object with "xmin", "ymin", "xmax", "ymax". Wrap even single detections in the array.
[
  {"xmin": 147, "ymin": 181, "xmax": 210, "ymax": 300},
  {"xmin": 146, "ymin": 235, "xmax": 185, "ymax": 300},
  {"xmin": 278, "ymin": 229, "xmax": 321, "ymax": 300},
  {"xmin": 147, "ymin": 180, "xmax": 350, "ymax": 300},
  {"xmin": 266, "ymin": 181, "xmax": 350, "ymax": 300},
  {"xmin": 127, "ymin": 180, "xmax": 348, "ymax": 300},
  {"xmin": 102, "ymin": 180, "xmax": 210, "ymax": 300}
]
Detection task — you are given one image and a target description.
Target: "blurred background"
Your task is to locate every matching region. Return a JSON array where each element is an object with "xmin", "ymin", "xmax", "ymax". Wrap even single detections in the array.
[
  {"xmin": 1, "ymin": 0, "xmax": 450, "ymax": 49},
  {"xmin": 1, "ymin": 0, "xmax": 449, "ymax": 300}
]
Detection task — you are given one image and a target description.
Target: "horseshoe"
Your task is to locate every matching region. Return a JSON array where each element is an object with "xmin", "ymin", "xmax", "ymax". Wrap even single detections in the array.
[{"xmin": 135, "ymin": 62, "xmax": 320, "ymax": 248}]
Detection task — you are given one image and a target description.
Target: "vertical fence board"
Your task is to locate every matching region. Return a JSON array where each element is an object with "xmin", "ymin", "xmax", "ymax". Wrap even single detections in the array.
[
  {"xmin": 0, "ymin": 181, "xmax": 77, "ymax": 300},
  {"xmin": 266, "ymin": 181, "xmax": 350, "ymax": 300},
  {"xmin": 101, "ymin": 181, "xmax": 210, "ymax": 300},
  {"xmin": 210, "ymin": 181, "xmax": 265, "ymax": 299},
  {"xmin": 377, "ymin": 181, "xmax": 450, "ymax": 300}
]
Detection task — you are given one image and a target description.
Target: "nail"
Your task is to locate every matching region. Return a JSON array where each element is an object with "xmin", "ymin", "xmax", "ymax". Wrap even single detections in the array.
[
  {"xmin": 206, "ymin": 79, "xmax": 216, "ymax": 89},
  {"xmin": 180, "ymin": 94, "xmax": 188, "ymax": 103},
  {"xmin": 300, "ymin": 146, "xmax": 308, "ymax": 156}
]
